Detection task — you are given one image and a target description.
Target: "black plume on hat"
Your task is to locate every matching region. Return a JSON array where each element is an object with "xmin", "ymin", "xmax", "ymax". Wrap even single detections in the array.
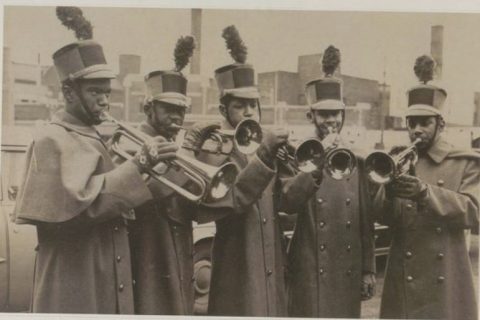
[
  {"xmin": 56, "ymin": 6, "xmax": 93, "ymax": 40},
  {"xmin": 173, "ymin": 36, "xmax": 196, "ymax": 73},
  {"xmin": 414, "ymin": 55, "xmax": 435, "ymax": 84},
  {"xmin": 222, "ymin": 25, "xmax": 248, "ymax": 64},
  {"xmin": 322, "ymin": 45, "xmax": 341, "ymax": 77}
]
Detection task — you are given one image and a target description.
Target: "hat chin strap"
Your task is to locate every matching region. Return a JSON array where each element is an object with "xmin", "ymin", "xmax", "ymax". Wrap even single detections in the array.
[{"xmin": 71, "ymin": 81, "xmax": 102, "ymax": 125}]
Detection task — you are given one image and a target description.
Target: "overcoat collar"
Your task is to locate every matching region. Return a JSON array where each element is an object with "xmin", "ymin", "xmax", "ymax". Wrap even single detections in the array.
[
  {"xmin": 426, "ymin": 134, "xmax": 452, "ymax": 164},
  {"xmin": 50, "ymin": 110, "xmax": 102, "ymax": 141}
]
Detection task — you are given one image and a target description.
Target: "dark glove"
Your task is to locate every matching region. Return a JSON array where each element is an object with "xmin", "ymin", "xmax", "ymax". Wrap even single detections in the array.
[
  {"xmin": 256, "ymin": 128, "xmax": 289, "ymax": 166},
  {"xmin": 134, "ymin": 136, "xmax": 178, "ymax": 173},
  {"xmin": 182, "ymin": 122, "xmax": 221, "ymax": 152},
  {"xmin": 361, "ymin": 272, "xmax": 376, "ymax": 301}
]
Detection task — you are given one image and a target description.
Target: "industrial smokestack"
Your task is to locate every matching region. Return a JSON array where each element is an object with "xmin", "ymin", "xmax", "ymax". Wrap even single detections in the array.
[
  {"xmin": 191, "ymin": 9, "xmax": 202, "ymax": 75},
  {"xmin": 431, "ymin": 25, "xmax": 444, "ymax": 79}
]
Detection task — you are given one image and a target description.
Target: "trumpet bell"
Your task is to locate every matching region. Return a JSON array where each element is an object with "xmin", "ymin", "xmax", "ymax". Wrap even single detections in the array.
[
  {"xmin": 234, "ymin": 119, "xmax": 263, "ymax": 155},
  {"xmin": 325, "ymin": 148, "xmax": 358, "ymax": 180},
  {"xmin": 365, "ymin": 151, "xmax": 396, "ymax": 184},
  {"xmin": 294, "ymin": 139, "xmax": 324, "ymax": 173},
  {"xmin": 207, "ymin": 162, "xmax": 239, "ymax": 201}
]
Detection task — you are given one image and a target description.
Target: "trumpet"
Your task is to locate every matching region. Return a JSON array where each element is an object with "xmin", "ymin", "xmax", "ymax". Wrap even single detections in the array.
[
  {"xmin": 100, "ymin": 111, "xmax": 239, "ymax": 203},
  {"xmin": 364, "ymin": 138, "xmax": 421, "ymax": 185},
  {"xmin": 232, "ymin": 120, "xmax": 357, "ymax": 179},
  {"xmin": 200, "ymin": 119, "xmax": 262, "ymax": 155}
]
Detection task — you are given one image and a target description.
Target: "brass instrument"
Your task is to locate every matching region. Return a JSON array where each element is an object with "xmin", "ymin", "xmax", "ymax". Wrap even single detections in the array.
[
  {"xmin": 231, "ymin": 120, "xmax": 357, "ymax": 179},
  {"xmin": 364, "ymin": 138, "xmax": 421, "ymax": 185},
  {"xmin": 100, "ymin": 111, "xmax": 239, "ymax": 203},
  {"xmin": 200, "ymin": 119, "xmax": 262, "ymax": 155}
]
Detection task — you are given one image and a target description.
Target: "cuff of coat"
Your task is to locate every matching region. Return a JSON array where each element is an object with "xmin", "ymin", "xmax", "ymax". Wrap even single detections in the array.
[
  {"xmin": 104, "ymin": 160, "xmax": 153, "ymax": 208},
  {"xmin": 236, "ymin": 154, "xmax": 276, "ymax": 194}
]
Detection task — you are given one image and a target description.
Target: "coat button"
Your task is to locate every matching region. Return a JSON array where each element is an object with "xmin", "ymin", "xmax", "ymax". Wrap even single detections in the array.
[
  {"xmin": 114, "ymin": 227, "xmax": 119, "ymax": 232},
  {"xmin": 406, "ymin": 276, "xmax": 413, "ymax": 282},
  {"xmin": 437, "ymin": 179, "xmax": 445, "ymax": 186},
  {"xmin": 267, "ymin": 269, "xmax": 273, "ymax": 275},
  {"xmin": 346, "ymin": 245, "xmax": 351, "ymax": 252},
  {"xmin": 346, "ymin": 270, "xmax": 352, "ymax": 276},
  {"xmin": 437, "ymin": 253, "xmax": 444, "ymax": 260},
  {"xmin": 319, "ymin": 222, "xmax": 325, "ymax": 228},
  {"xmin": 173, "ymin": 226, "xmax": 177, "ymax": 230},
  {"xmin": 346, "ymin": 221, "xmax": 351, "ymax": 228},
  {"xmin": 319, "ymin": 269, "xmax": 324, "ymax": 275},
  {"xmin": 117, "ymin": 256, "xmax": 122, "ymax": 262},
  {"xmin": 436, "ymin": 227, "xmax": 442, "ymax": 234},
  {"xmin": 317, "ymin": 198, "xmax": 323, "ymax": 205},
  {"xmin": 320, "ymin": 245, "xmax": 326, "ymax": 251},
  {"xmin": 263, "ymin": 218, "xmax": 267, "ymax": 224},
  {"xmin": 119, "ymin": 284, "xmax": 124, "ymax": 292},
  {"xmin": 438, "ymin": 276, "xmax": 445, "ymax": 283},
  {"xmin": 405, "ymin": 252, "xmax": 412, "ymax": 258},
  {"xmin": 406, "ymin": 204, "xmax": 412, "ymax": 210},
  {"xmin": 346, "ymin": 198, "xmax": 351, "ymax": 205}
]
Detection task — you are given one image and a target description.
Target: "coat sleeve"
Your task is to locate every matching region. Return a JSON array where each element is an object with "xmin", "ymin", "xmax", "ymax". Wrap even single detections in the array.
[
  {"xmin": 277, "ymin": 171, "xmax": 321, "ymax": 214},
  {"xmin": 14, "ymin": 132, "xmax": 152, "ymax": 227},
  {"xmin": 358, "ymin": 164, "xmax": 376, "ymax": 274},
  {"xmin": 196, "ymin": 154, "xmax": 276, "ymax": 224},
  {"xmin": 418, "ymin": 158, "xmax": 479, "ymax": 229},
  {"xmin": 372, "ymin": 186, "xmax": 403, "ymax": 228}
]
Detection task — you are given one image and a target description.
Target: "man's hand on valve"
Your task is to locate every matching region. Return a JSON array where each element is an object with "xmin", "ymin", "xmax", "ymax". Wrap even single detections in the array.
[
  {"xmin": 256, "ymin": 128, "xmax": 290, "ymax": 167},
  {"xmin": 134, "ymin": 136, "xmax": 178, "ymax": 173},
  {"xmin": 182, "ymin": 122, "xmax": 221, "ymax": 153}
]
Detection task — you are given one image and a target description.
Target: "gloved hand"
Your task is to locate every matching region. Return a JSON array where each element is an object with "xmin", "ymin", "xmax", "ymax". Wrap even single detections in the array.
[
  {"xmin": 134, "ymin": 136, "xmax": 178, "ymax": 173},
  {"xmin": 256, "ymin": 128, "xmax": 289, "ymax": 166},
  {"xmin": 182, "ymin": 122, "xmax": 221, "ymax": 152},
  {"xmin": 361, "ymin": 272, "xmax": 376, "ymax": 301},
  {"xmin": 392, "ymin": 163, "xmax": 427, "ymax": 201}
]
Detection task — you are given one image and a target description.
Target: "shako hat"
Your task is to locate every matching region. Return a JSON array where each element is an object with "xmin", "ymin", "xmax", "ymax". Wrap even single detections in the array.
[
  {"xmin": 53, "ymin": 7, "xmax": 115, "ymax": 82},
  {"xmin": 215, "ymin": 26, "xmax": 260, "ymax": 100},
  {"xmin": 406, "ymin": 55, "xmax": 446, "ymax": 117},
  {"xmin": 145, "ymin": 36, "xmax": 196, "ymax": 108},
  {"xmin": 305, "ymin": 45, "xmax": 345, "ymax": 110}
]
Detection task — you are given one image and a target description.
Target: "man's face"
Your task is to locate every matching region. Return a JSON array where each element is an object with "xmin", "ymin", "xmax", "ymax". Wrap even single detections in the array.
[
  {"xmin": 221, "ymin": 97, "xmax": 260, "ymax": 128},
  {"xmin": 406, "ymin": 116, "xmax": 442, "ymax": 151},
  {"xmin": 147, "ymin": 101, "xmax": 186, "ymax": 140},
  {"xmin": 307, "ymin": 109, "xmax": 343, "ymax": 140},
  {"xmin": 65, "ymin": 78, "xmax": 111, "ymax": 125}
]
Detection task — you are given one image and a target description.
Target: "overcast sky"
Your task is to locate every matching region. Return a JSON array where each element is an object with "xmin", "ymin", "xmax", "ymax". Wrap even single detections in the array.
[{"xmin": 3, "ymin": 3, "xmax": 480, "ymax": 124}]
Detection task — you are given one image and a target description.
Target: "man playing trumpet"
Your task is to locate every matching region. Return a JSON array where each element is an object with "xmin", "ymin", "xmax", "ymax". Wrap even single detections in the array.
[
  {"xmin": 373, "ymin": 55, "xmax": 479, "ymax": 320},
  {"xmin": 280, "ymin": 46, "xmax": 376, "ymax": 318},
  {"xmin": 12, "ymin": 7, "xmax": 177, "ymax": 314},
  {"xmin": 110, "ymin": 36, "xmax": 199, "ymax": 315},
  {"xmin": 182, "ymin": 25, "xmax": 290, "ymax": 317}
]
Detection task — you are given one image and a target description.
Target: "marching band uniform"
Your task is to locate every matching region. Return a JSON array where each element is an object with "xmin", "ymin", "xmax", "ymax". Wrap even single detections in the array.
[
  {"xmin": 375, "ymin": 80, "xmax": 479, "ymax": 319},
  {"xmin": 196, "ymin": 63, "xmax": 290, "ymax": 317},
  {"xmin": 281, "ymin": 71, "xmax": 376, "ymax": 318},
  {"xmin": 122, "ymin": 71, "xmax": 197, "ymax": 315},
  {"xmin": 13, "ymin": 41, "xmax": 152, "ymax": 314}
]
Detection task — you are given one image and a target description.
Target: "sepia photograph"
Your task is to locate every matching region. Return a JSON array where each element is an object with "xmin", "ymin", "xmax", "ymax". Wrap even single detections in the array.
[{"xmin": 1, "ymin": 1, "xmax": 479, "ymax": 319}]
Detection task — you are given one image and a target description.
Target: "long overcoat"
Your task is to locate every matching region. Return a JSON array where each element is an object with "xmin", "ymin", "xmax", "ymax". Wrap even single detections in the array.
[
  {"xmin": 374, "ymin": 135, "xmax": 479, "ymax": 320},
  {"xmin": 196, "ymin": 120, "xmax": 290, "ymax": 317},
  {"xmin": 280, "ymin": 136, "xmax": 376, "ymax": 318},
  {"xmin": 12, "ymin": 111, "xmax": 153, "ymax": 314},
  {"xmin": 122, "ymin": 121, "xmax": 197, "ymax": 315}
]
